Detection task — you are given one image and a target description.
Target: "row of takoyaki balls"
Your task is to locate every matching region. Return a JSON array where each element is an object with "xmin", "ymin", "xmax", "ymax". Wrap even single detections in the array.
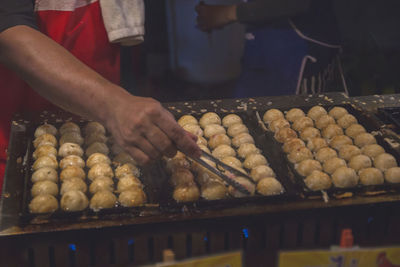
[{"xmin": 263, "ymin": 106, "xmax": 400, "ymax": 191}]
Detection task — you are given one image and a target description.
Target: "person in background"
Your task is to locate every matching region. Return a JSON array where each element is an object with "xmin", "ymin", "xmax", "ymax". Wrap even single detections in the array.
[
  {"xmin": 196, "ymin": 0, "xmax": 343, "ymax": 97},
  {"xmin": 0, "ymin": 0, "xmax": 200, "ymax": 193}
]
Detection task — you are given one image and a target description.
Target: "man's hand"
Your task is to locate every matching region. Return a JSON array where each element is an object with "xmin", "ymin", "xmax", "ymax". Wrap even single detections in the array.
[{"xmin": 195, "ymin": 2, "xmax": 237, "ymax": 32}]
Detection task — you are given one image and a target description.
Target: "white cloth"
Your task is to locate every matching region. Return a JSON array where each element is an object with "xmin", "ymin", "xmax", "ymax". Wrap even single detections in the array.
[{"xmin": 99, "ymin": 0, "xmax": 145, "ymax": 46}]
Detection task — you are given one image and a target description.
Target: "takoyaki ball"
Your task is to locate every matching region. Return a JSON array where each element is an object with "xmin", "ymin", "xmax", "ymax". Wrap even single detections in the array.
[
  {"xmin": 354, "ymin": 133, "xmax": 376, "ymax": 148},
  {"xmin": 300, "ymin": 127, "xmax": 321, "ymax": 141},
  {"xmin": 329, "ymin": 135, "xmax": 353, "ymax": 150},
  {"xmin": 88, "ymin": 163, "xmax": 113, "ymax": 181},
  {"xmin": 348, "ymin": 154, "xmax": 372, "ymax": 172},
  {"xmin": 115, "ymin": 163, "xmax": 140, "ymax": 179},
  {"xmin": 89, "ymin": 176, "xmax": 114, "ymax": 194},
  {"xmin": 315, "ymin": 115, "xmax": 335, "ymax": 130},
  {"xmin": 329, "ymin": 106, "xmax": 348, "ymax": 120},
  {"xmin": 60, "ymin": 155, "xmax": 85, "ymax": 169},
  {"xmin": 86, "ymin": 142, "xmax": 109, "ymax": 157},
  {"xmin": 285, "ymin": 108, "xmax": 305, "ymax": 123},
  {"xmin": 119, "ymin": 188, "xmax": 147, "ymax": 207},
  {"xmin": 338, "ymin": 145, "xmax": 361, "ymax": 161},
  {"xmin": 170, "ymin": 168, "xmax": 195, "ymax": 187},
  {"xmin": 307, "ymin": 106, "xmax": 327, "ymax": 121},
  {"xmin": 250, "ymin": 165, "xmax": 275, "ymax": 182},
  {"xmin": 34, "ymin": 124, "xmax": 57, "ymax": 138},
  {"xmin": 288, "ymin": 147, "xmax": 313, "ymax": 164},
  {"xmin": 275, "ymin": 128, "xmax": 298, "ymax": 143},
  {"xmin": 201, "ymin": 181, "xmax": 228, "ymax": 200},
  {"xmin": 332, "ymin": 167, "xmax": 359, "ymax": 188},
  {"xmin": 269, "ymin": 119, "xmax": 290, "ymax": 133},
  {"xmin": 228, "ymin": 177, "xmax": 256, "ymax": 197},
  {"xmin": 173, "ymin": 151, "xmax": 186, "ymax": 160},
  {"xmin": 59, "ymin": 122, "xmax": 80, "ymax": 135},
  {"xmin": 304, "ymin": 171, "xmax": 332, "ymax": 191},
  {"xmin": 238, "ymin": 143, "xmax": 260, "ymax": 159},
  {"xmin": 33, "ymin": 133, "xmax": 57, "ymax": 148},
  {"xmin": 199, "ymin": 112, "xmax": 221, "ymax": 128},
  {"xmin": 361, "ymin": 144, "xmax": 385, "ymax": 158},
  {"xmin": 61, "ymin": 190, "xmax": 89, "ymax": 211},
  {"xmin": 323, "ymin": 157, "xmax": 347, "ymax": 175},
  {"xmin": 33, "ymin": 145, "xmax": 57, "ymax": 160},
  {"xmin": 183, "ymin": 123, "xmax": 203, "ymax": 136},
  {"xmin": 33, "ymin": 156, "xmax": 58, "ymax": 170},
  {"xmin": 84, "ymin": 121, "xmax": 106, "ymax": 136},
  {"xmin": 173, "ymin": 183, "xmax": 200, "ymax": 202},
  {"xmin": 86, "ymin": 153, "xmax": 111, "ymax": 169},
  {"xmin": 315, "ymin": 147, "xmax": 338, "ymax": 163},
  {"xmin": 31, "ymin": 180, "xmax": 58, "ymax": 197},
  {"xmin": 165, "ymin": 157, "xmax": 190, "ymax": 174},
  {"xmin": 208, "ymin": 134, "xmax": 231, "ymax": 149},
  {"xmin": 204, "ymin": 124, "xmax": 226, "ymax": 138},
  {"xmin": 359, "ymin": 168, "xmax": 384, "ymax": 185},
  {"xmin": 232, "ymin": 133, "xmax": 255, "ymax": 148},
  {"xmin": 307, "ymin": 137, "xmax": 328, "ymax": 152},
  {"xmin": 283, "ymin": 138, "xmax": 305, "ymax": 154},
  {"xmin": 198, "ymin": 144, "xmax": 210, "ymax": 153},
  {"xmin": 345, "ymin": 124, "xmax": 366, "ymax": 139},
  {"xmin": 32, "ymin": 167, "xmax": 58, "ymax": 183},
  {"xmin": 85, "ymin": 133, "xmax": 107, "ymax": 147},
  {"xmin": 60, "ymin": 177, "xmax": 87, "ymax": 195},
  {"xmin": 117, "ymin": 175, "xmax": 142, "ymax": 192},
  {"xmin": 113, "ymin": 152, "xmax": 137, "ymax": 166},
  {"xmin": 374, "ymin": 153, "xmax": 398, "ymax": 171},
  {"xmin": 222, "ymin": 114, "xmax": 243, "ymax": 128},
  {"xmin": 178, "ymin": 115, "xmax": 198, "ymax": 127},
  {"xmin": 196, "ymin": 167, "xmax": 222, "ymax": 185},
  {"xmin": 29, "ymin": 194, "xmax": 58, "ymax": 213},
  {"xmin": 263, "ymin": 109, "xmax": 284, "ymax": 124},
  {"xmin": 292, "ymin": 117, "xmax": 314, "ymax": 132},
  {"xmin": 196, "ymin": 136, "xmax": 208, "ymax": 146},
  {"xmin": 337, "ymin": 114, "xmax": 357, "ymax": 129},
  {"xmin": 221, "ymin": 156, "xmax": 242, "ymax": 170},
  {"xmin": 384, "ymin": 167, "xmax": 400, "ymax": 183},
  {"xmin": 243, "ymin": 154, "xmax": 268, "ymax": 169},
  {"xmin": 322, "ymin": 124, "xmax": 343, "ymax": 139},
  {"xmin": 212, "ymin": 144, "xmax": 236, "ymax": 160},
  {"xmin": 111, "ymin": 143, "xmax": 124, "ymax": 155},
  {"xmin": 257, "ymin": 177, "xmax": 284, "ymax": 196},
  {"xmin": 90, "ymin": 190, "xmax": 117, "ymax": 211},
  {"xmin": 60, "ymin": 166, "xmax": 85, "ymax": 182},
  {"xmin": 296, "ymin": 159, "xmax": 322, "ymax": 176},
  {"xmin": 58, "ymin": 142, "xmax": 84, "ymax": 158},
  {"xmin": 59, "ymin": 131, "xmax": 84, "ymax": 146},
  {"xmin": 227, "ymin": 123, "xmax": 249, "ymax": 137}
]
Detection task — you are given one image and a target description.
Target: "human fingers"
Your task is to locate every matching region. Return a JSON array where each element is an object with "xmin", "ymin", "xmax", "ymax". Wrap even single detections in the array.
[
  {"xmin": 144, "ymin": 125, "xmax": 177, "ymax": 158},
  {"xmin": 129, "ymin": 135, "xmax": 161, "ymax": 161}
]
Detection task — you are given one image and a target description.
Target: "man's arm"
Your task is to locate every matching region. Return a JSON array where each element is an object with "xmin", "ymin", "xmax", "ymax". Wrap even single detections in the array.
[{"xmin": 0, "ymin": 26, "xmax": 200, "ymax": 164}]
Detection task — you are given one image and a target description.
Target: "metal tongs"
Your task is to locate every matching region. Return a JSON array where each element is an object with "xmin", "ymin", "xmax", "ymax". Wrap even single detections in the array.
[{"xmin": 188, "ymin": 151, "xmax": 255, "ymax": 195}]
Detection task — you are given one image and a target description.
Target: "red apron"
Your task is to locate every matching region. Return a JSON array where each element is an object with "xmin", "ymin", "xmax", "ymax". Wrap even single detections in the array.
[{"xmin": 0, "ymin": 0, "xmax": 120, "ymax": 193}]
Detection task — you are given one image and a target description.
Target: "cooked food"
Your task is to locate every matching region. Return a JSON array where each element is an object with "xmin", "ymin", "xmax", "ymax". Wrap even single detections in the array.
[
  {"xmin": 359, "ymin": 168, "xmax": 384, "ymax": 185},
  {"xmin": 338, "ymin": 145, "xmax": 361, "ymax": 161},
  {"xmin": 227, "ymin": 123, "xmax": 249, "ymax": 137},
  {"xmin": 196, "ymin": 136, "xmax": 208, "ymax": 146},
  {"xmin": 86, "ymin": 153, "xmax": 111, "ymax": 168},
  {"xmin": 170, "ymin": 168, "xmax": 195, "ymax": 187},
  {"xmin": 329, "ymin": 135, "xmax": 353, "ymax": 150},
  {"xmin": 33, "ymin": 155, "xmax": 58, "ymax": 170},
  {"xmin": 89, "ymin": 176, "xmax": 114, "ymax": 194},
  {"xmin": 196, "ymin": 167, "xmax": 223, "ymax": 185},
  {"xmin": 115, "ymin": 163, "xmax": 140, "ymax": 179},
  {"xmin": 34, "ymin": 124, "xmax": 57, "ymax": 138},
  {"xmin": 212, "ymin": 144, "xmax": 236, "ymax": 160},
  {"xmin": 33, "ymin": 133, "xmax": 57, "ymax": 148},
  {"xmin": 60, "ymin": 166, "xmax": 85, "ymax": 181},
  {"xmin": 315, "ymin": 115, "xmax": 335, "ymax": 130},
  {"xmin": 183, "ymin": 124, "xmax": 203, "ymax": 136},
  {"xmin": 307, "ymin": 137, "xmax": 328, "ymax": 152},
  {"xmin": 86, "ymin": 142, "xmax": 109, "ymax": 157},
  {"xmin": 60, "ymin": 177, "xmax": 87, "ymax": 195},
  {"xmin": 204, "ymin": 124, "xmax": 226, "ymax": 138},
  {"xmin": 328, "ymin": 107, "xmax": 348, "ymax": 120},
  {"xmin": 348, "ymin": 155, "xmax": 372, "ymax": 172},
  {"xmin": 384, "ymin": 167, "xmax": 400, "ymax": 183},
  {"xmin": 85, "ymin": 133, "xmax": 107, "ymax": 146},
  {"xmin": 232, "ymin": 133, "xmax": 255, "ymax": 148},
  {"xmin": 59, "ymin": 122, "xmax": 80, "ymax": 135},
  {"xmin": 362, "ymin": 144, "xmax": 385, "ymax": 158},
  {"xmin": 59, "ymin": 131, "xmax": 84, "ymax": 146},
  {"xmin": 88, "ymin": 163, "xmax": 113, "ymax": 180},
  {"xmin": 274, "ymin": 128, "xmax": 297, "ymax": 143},
  {"xmin": 58, "ymin": 142, "xmax": 84, "ymax": 158},
  {"xmin": 178, "ymin": 115, "xmax": 198, "ymax": 127},
  {"xmin": 198, "ymin": 144, "xmax": 210, "ymax": 153},
  {"xmin": 90, "ymin": 190, "xmax": 117, "ymax": 211},
  {"xmin": 222, "ymin": 114, "xmax": 242, "ymax": 128},
  {"xmin": 208, "ymin": 134, "xmax": 231, "ymax": 149},
  {"xmin": 113, "ymin": 152, "xmax": 137, "ymax": 166},
  {"xmin": 315, "ymin": 147, "xmax": 337, "ymax": 163},
  {"xmin": 199, "ymin": 112, "xmax": 221, "ymax": 128},
  {"xmin": 257, "ymin": 177, "xmax": 284, "ymax": 196},
  {"xmin": 354, "ymin": 133, "xmax": 376, "ymax": 148},
  {"xmin": 307, "ymin": 106, "xmax": 327, "ymax": 121},
  {"xmin": 84, "ymin": 121, "xmax": 106, "ymax": 136},
  {"xmin": 285, "ymin": 108, "xmax": 305, "ymax": 123},
  {"xmin": 173, "ymin": 183, "xmax": 200, "ymax": 202},
  {"xmin": 287, "ymin": 147, "xmax": 313, "ymax": 163},
  {"xmin": 243, "ymin": 154, "xmax": 268, "ymax": 169},
  {"xmin": 345, "ymin": 124, "xmax": 366, "ymax": 139},
  {"xmin": 33, "ymin": 145, "xmax": 57, "ymax": 160},
  {"xmin": 165, "ymin": 156, "xmax": 190, "ymax": 174},
  {"xmin": 374, "ymin": 153, "xmax": 398, "ymax": 171},
  {"xmin": 59, "ymin": 155, "xmax": 85, "ymax": 169},
  {"xmin": 237, "ymin": 143, "xmax": 260, "ymax": 159},
  {"xmin": 337, "ymin": 114, "xmax": 357, "ymax": 129},
  {"xmin": 117, "ymin": 175, "xmax": 142, "ymax": 192},
  {"xmin": 221, "ymin": 156, "xmax": 243, "ymax": 170},
  {"xmin": 332, "ymin": 167, "xmax": 359, "ymax": 188},
  {"xmin": 296, "ymin": 159, "xmax": 322, "ymax": 176},
  {"xmin": 300, "ymin": 127, "xmax": 321, "ymax": 141},
  {"xmin": 292, "ymin": 117, "xmax": 314, "ymax": 132},
  {"xmin": 32, "ymin": 167, "xmax": 58, "ymax": 183},
  {"xmin": 118, "ymin": 188, "xmax": 147, "ymax": 207},
  {"xmin": 283, "ymin": 138, "xmax": 305, "ymax": 153},
  {"xmin": 269, "ymin": 118, "xmax": 290, "ymax": 133},
  {"xmin": 323, "ymin": 157, "xmax": 347, "ymax": 175},
  {"xmin": 263, "ymin": 109, "xmax": 284, "ymax": 124},
  {"xmin": 228, "ymin": 177, "xmax": 256, "ymax": 197},
  {"xmin": 60, "ymin": 190, "xmax": 89, "ymax": 211},
  {"xmin": 322, "ymin": 124, "xmax": 343, "ymax": 139},
  {"xmin": 304, "ymin": 170, "xmax": 332, "ymax": 191},
  {"xmin": 250, "ymin": 165, "xmax": 275, "ymax": 182},
  {"xmin": 201, "ymin": 181, "xmax": 228, "ymax": 200},
  {"xmin": 31, "ymin": 180, "xmax": 58, "ymax": 197},
  {"xmin": 29, "ymin": 194, "xmax": 58, "ymax": 213}
]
